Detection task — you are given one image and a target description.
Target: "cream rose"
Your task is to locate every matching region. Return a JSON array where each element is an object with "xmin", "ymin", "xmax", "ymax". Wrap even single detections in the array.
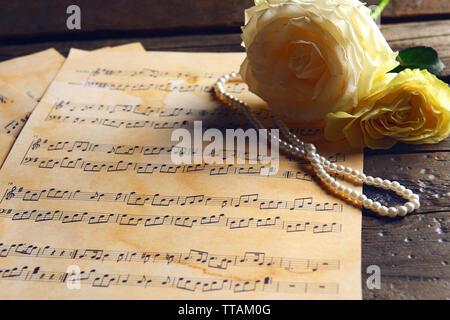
[
  {"xmin": 324, "ymin": 69, "xmax": 450, "ymax": 149},
  {"xmin": 240, "ymin": 0, "xmax": 399, "ymax": 121}
]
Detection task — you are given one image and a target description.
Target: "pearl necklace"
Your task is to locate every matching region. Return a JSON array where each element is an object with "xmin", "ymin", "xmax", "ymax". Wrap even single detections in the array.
[{"xmin": 213, "ymin": 73, "xmax": 420, "ymax": 218}]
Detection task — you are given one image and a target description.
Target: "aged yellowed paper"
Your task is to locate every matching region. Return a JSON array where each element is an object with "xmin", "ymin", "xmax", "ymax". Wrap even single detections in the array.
[
  {"xmin": 0, "ymin": 48, "xmax": 65, "ymax": 101},
  {"xmin": 0, "ymin": 43, "xmax": 146, "ymax": 168},
  {"xmin": 0, "ymin": 50, "xmax": 362, "ymax": 299}
]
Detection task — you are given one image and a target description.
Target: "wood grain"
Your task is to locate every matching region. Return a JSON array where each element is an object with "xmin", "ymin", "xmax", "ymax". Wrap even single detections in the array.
[
  {"xmin": 364, "ymin": 152, "xmax": 450, "ymax": 214},
  {"xmin": 0, "ymin": 0, "xmax": 448, "ymax": 39},
  {"xmin": 375, "ymin": 0, "xmax": 450, "ymax": 18},
  {"xmin": 361, "ymin": 211, "xmax": 449, "ymax": 299},
  {"xmin": 0, "ymin": 0, "xmax": 254, "ymax": 38},
  {"xmin": 1, "ymin": 20, "xmax": 448, "ymax": 81}
]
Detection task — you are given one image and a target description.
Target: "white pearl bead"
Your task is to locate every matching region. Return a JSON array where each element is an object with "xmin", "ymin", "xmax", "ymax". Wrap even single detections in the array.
[
  {"xmin": 391, "ymin": 181, "xmax": 400, "ymax": 189},
  {"xmin": 371, "ymin": 201, "xmax": 381, "ymax": 211},
  {"xmin": 409, "ymin": 194, "xmax": 420, "ymax": 201},
  {"xmin": 363, "ymin": 199, "xmax": 373, "ymax": 208},
  {"xmin": 357, "ymin": 173, "xmax": 366, "ymax": 181},
  {"xmin": 305, "ymin": 143, "xmax": 316, "ymax": 153},
  {"xmin": 381, "ymin": 179, "xmax": 391, "ymax": 189},
  {"xmin": 328, "ymin": 163, "xmax": 337, "ymax": 171},
  {"xmin": 311, "ymin": 158, "xmax": 320, "ymax": 166},
  {"xmin": 397, "ymin": 185, "xmax": 406, "ymax": 193},
  {"xmin": 403, "ymin": 189, "xmax": 413, "ymax": 197},
  {"xmin": 344, "ymin": 167, "xmax": 352, "ymax": 174},
  {"xmin": 397, "ymin": 206, "xmax": 408, "ymax": 217},
  {"xmin": 306, "ymin": 152, "xmax": 316, "ymax": 160},
  {"xmin": 411, "ymin": 199, "xmax": 420, "ymax": 209},
  {"xmin": 324, "ymin": 160, "xmax": 331, "ymax": 167},
  {"xmin": 343, "ymin": 187, "xmax": 351, "ymax": 196},
  {"xmin": 374, "ymin": 177, "xmax": 383, "ymax": 186},
  {"xmin": 350, "ymin": 191, "xmax": 359, "ymax": 200},
  {"xmin": 405, "ymin": 202, "xmax": 415, "ymax": 213},
  {"xmin": 336, "ymin": 165, "xmax": 344, "ymax": 173},
  {"xmin": 351, "ymin": 170, "xmax": 359, "ymax": 177},
  {"xmin": 357, "ymin": 194, "xmax": 367, "ymax": 203},
  {"xmin": 325, "ymin": 176, "xmax": 334, "ymax": 185},
  {"xmin": 388, "ymin": 207, "xmax": 398, "ymax": 218},
  {"xmin": 331, "ymin": 181, "xmax": 339, "ymax": 189},
  {"xmin": 365, "ymin": 176, "xmax": 374, "ymax": 184},
  {"xmin": 337, "ymin": 185, "xmax": 346, "ymax": 194},
  {"xmin": 378, "ymin": 206, "xmax": 389, "ymax": 216}
]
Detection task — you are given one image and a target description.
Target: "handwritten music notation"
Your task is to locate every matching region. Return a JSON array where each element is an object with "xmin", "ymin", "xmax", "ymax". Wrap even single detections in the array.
[
  {"xmin": 50, "ymin": 100, "xmax": 274, "ymax": 120},
  {"xmin": 0, "ymin": 51, "xmax": 363, "ymax": 299},
  {"xmin": 45, "ymin": 103, "xmax": 325, "ymax": 138},
  {"xmin": 1, "ymin": 114, "xmax": 30, "ymax": 137},
  {"xmin": 0, "ymin": 265, "xmax": 339, "ymax": 294},
  {"xmin": 0, "ymin": 93, "xmax": 10, "ymax": 104},
  {"xmin": 0, "ymin": 243, "xmax": 340, "ymax": 273},
  {"xmin": 2, "ymin": 186, "xmax": 343, "ymax": 212},
  {"xmin": 87, "ymin": 67, "xmax": 225, "ymax": 80},
  {"xmin": 25, "ymin": 137, "xmax": 346, "ymax": 164},
  {"xmin": 75, "ymin": 79, "xmax": 246, "ymax": 95},
  {"xmin": 44, "ymin": 113, "xmax": 190, "ymax": 130},
  {"xmin": 0, "ymin": 208, "xmax": 342, "ymax": 233},
  {"xmin": 22, "ymin": 156, "xmax": 317, "ymax": 181}
]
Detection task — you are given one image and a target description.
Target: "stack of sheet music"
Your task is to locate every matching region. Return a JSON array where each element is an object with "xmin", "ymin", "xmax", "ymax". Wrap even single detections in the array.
[{"xmin": 0, "ymin": 42, "xmax": 363, "ymax": 299}]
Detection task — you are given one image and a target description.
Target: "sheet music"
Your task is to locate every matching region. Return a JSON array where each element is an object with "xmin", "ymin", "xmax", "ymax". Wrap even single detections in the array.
[
  {"xmin": 0, "ymin": 43, "xmax": 146, "ymax": 168},
  {"xmin": 0, "ymin": 50, "xmax": 362, "ymax": 299},
  {"xmin": 0, "ymin": 48, "xmax": 65, "ymax": 101}
]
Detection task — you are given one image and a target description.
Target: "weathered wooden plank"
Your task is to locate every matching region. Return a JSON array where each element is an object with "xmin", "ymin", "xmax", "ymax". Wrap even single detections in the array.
[
  {"xmin": 365, "ymin": 139, "xmax": 450, "ymax": 155},
  {"xmin": 361, "ymin": 212, "xmax": 449, "ymax": 299},
  {"xmin": 374, "ymin": 0, "xmax": 450, "ymax": 18},
  {"xmin": 0, "ymin": 1, "xmax": 448, "ymax": 39},
  {"xmin": 0, "ymin": 0, "xmax": 253, "ymax": 38},
  {"xmin": 1, "ymin": 19, "xmax": 448, "ymax": 80},
  {"xmin": 364, "ymin": 151, "xmax": 449, "ymax": 214},
  {"xmin": 381, "ymin": 20, "xmax": 450, "ymax": 82},
  {"xmin": 362, "ymin": 142, "xmax": 449, "ymax": 299}
]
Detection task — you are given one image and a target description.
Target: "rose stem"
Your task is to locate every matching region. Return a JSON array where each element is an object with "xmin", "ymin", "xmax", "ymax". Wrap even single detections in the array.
[{"xmin": 370, "ymin": 0, "xmax": 390, "ymax": 21}]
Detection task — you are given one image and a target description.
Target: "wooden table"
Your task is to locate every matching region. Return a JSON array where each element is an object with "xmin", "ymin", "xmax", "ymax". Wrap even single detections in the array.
[{"xmin": 0, "ymin": 1, "xmax": 448, "ymax": 300}]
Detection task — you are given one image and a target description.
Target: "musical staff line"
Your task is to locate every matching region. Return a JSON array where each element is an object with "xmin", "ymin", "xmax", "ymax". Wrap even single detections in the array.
[
  {"xmin": 44, "ymin": 113, "xmax": 190, "ymax": 130},
  {"xmin": 0, "ymin": 265, "xmax": 339, "ymax": 294},
  {"xmin": 25, "ymin": 137, "xmax": 345, "ymax": 163},
  {"xmin": 50, "ymin": 100, "xmax": 272, "ymax": 119},
  {"xmin": 1, "ymin": 113, "xmax": 30, "ymax": 137},
  {"xmin": 0, "ymin": 243, "xmax": 340, "ymax": 273},
  {"xmin": 80, "ymin": 79, "xmax": 246, "ymax": 95},
  {"xmin": 87, "ymin": 67, "xmax": 225, "ymax": 79},
  {"xmin": 22, "ymin": 156, "xmax": 317, "ymax": 181},
  {"xmin": 0, "ymin": 208, "xmax": 342, "ymax": 233},
  {"xmin": 1, "ymin": 186, "xmax": 343, "ymax": 212}
]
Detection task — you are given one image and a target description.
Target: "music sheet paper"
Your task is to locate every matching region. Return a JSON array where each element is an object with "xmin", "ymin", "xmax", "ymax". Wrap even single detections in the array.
[
  {"xmin": 0, "ymin": 48, "xmax": 65, "ymax": 102},
  {"xmin": 0, "ymin": 43, "xmax": 146, "ymax": 167},
  {"xmin": 0, "ymin": 50, "xmax": 363, "ymax": 299}
]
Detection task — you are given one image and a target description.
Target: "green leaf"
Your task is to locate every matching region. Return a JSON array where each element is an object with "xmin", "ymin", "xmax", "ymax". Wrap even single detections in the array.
[{"xmin": 391, "ymin": 46, "xmax": 445, "ymax": 75}]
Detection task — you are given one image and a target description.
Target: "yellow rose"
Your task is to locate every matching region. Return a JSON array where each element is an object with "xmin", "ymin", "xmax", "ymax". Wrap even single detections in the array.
[
  {"xmin": 240, "ymin": 0, "xmax": 399, "ymax": 122},
  {"xmin": 324, "ymin": 69, "xmax": 450, "ymax": 149}
]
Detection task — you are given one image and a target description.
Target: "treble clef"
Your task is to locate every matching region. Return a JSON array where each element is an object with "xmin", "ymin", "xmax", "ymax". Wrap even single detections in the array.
[
  {"xmin": 31, "ymin": 138, "xmax": 42, "ymax": 150},
  {"xmin": 5, "ymin": 186, "xmax": 16, "ymax": 200}
]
